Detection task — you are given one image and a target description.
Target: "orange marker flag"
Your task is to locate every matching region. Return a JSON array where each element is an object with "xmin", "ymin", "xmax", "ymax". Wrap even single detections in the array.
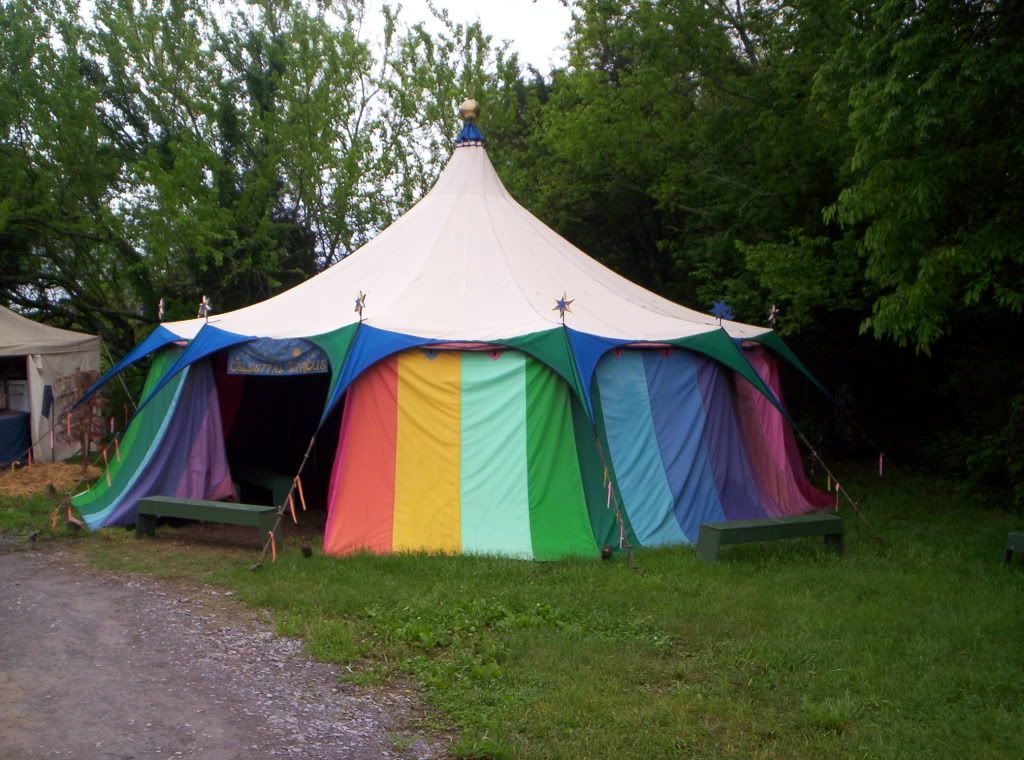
[
  {"xmin": 268, "ymin": 531, "xmax": 277, "ymax": 562},
  {"xmin": 288, "ymin": 493, "xmax": 297, "ymax": 524},
  {"xmin": 294, "ymin": 475, "xmax": 307, "ymax": 511}
]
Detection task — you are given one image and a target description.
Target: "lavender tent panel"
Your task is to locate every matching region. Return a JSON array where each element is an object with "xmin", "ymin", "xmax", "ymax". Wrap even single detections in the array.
[
  {"xmin": 102, "ymin": 360, "xmax": 233, "ymax": 526},
  {"xmin": 641, "ymin": 351, "xmax": 726, "ymax": 542},
  {"xmin": 694, "ymin": 357, "xmax": 774, "ymax": 519},
  {"xmin": 175, "ymin": 367, "xmax": 235, "ymax": 501}
]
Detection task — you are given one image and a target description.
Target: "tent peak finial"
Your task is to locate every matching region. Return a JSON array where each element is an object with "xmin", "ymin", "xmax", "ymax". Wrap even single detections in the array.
[
  {"xmin": 455, "ymin": 98, "xmax": 485, "ymax": 147},
  {"xmin": 459, "ymin": 98, "xmax": 480, "ymax": 121}
]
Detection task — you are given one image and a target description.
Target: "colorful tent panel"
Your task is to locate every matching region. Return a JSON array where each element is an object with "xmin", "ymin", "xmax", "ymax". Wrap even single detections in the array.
[
  {"xmin": 595, "ymin": 348, "xmax": 829, "ymax": 546},
  {"xmin": 734, "ymin": 348, "xmax": 833, "ymax": 512},
  {"xmin": 324, "ymin": 348, "xmax": 598, "ymax": 559},
  {"xmin": 72, "ymin": 352, "xmax": 234, "ymax": 528}
]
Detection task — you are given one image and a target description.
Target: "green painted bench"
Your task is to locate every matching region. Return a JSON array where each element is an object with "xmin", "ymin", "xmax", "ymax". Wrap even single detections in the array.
[
  {"xmin": 135, "ymin": 496, "xmax": 277, "ymax": 538},
  {"xmin": 233, "ymin": 467, "xmax": 293, "ymax": 506},
  {"xmin": 696, "ymin": 513, "xmax": 844, "ymax": 562},
  {"xmin": 1006, "ymin": 531, "xmax": 1024, "ymax": 565}
]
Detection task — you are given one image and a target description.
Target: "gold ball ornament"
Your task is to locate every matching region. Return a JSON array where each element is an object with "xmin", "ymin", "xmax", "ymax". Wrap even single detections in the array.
[{"xmin": 459, "ymin": 98, "xmax": 480, "ymax": 121}]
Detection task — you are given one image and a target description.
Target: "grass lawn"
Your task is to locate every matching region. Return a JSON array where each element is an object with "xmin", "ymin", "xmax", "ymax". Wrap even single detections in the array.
[{"xmin": 3, "ymin": 465, "xmax": 1023, "ymax": 759}]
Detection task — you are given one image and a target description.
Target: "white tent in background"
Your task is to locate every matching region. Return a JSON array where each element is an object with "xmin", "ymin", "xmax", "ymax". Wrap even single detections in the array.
[{"xmin": 0, "ymin": 305, "xmax": 101, "ymax": 462}]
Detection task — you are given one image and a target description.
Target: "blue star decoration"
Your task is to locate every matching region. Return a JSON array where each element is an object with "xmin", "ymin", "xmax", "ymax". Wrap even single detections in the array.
[
  {"xmin": 354, "ymin": 290, "xmax": 367, "ymax": 319},
  {"xmin": 553, "ymin": 292, "xmax": 574, "ymax": 320},
  {"xmin": 710, "ymin": 300, "xmax": 734, "ymax": 321}
]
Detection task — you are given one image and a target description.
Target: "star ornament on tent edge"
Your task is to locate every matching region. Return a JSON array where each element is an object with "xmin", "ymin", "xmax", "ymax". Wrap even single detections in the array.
[
  {"xmin": 710, "ymin": 299, "xmax": 734, "ymax": 323},
  {"xmin": 197, "ymin": 295, "xmax": 212, "ymax": 321},
  {"xmin": 354, "ymin": 290, "xmax": 367, "ymax": 320},
  {"xmin": 553, "ymin": 292, "xmax": 574, "ymax": 321}
]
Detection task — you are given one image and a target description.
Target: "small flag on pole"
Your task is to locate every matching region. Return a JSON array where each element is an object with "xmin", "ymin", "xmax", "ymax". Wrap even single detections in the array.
[{"xmin": 268, "ymin": 531, "xmax": 277, "ymax": 562}]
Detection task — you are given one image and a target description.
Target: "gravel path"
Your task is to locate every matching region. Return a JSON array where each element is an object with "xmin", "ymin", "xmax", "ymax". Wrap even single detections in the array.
[{"xmin": 0, "ymin": 544, "xmax": 444, "ymax": 760}]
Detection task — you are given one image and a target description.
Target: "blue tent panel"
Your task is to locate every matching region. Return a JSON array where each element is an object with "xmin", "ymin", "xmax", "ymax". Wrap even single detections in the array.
[
  {"xmin": 137, "ymin": 325, "xmax": 253, "ymax": 410},
  {"xmin": 78, "ymin": 325, "xmax": 182, "ymax": 406}
]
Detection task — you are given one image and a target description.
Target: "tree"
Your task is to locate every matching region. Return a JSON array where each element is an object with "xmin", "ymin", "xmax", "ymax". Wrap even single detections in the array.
[
  {"xmin": 0, "ymin": 0, "xmax": 512, "ymax": 351},
  {"xmin": 823, "ymin": 0, "xmax": 1024, "ymax": 351}
]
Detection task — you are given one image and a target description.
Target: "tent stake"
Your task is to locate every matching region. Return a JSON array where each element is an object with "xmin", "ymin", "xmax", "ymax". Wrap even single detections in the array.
[
  {"xmin": 257, "ymin": 430, "xmax": 321, "ymax": 564},
  {"xmin": 794, "ymin": 429, "xmax": 888, "ymax": 546}
]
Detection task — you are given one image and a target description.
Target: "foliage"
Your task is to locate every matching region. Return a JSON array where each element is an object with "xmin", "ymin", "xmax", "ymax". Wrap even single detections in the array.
[
  {"xmin": 823, "ymin": 0, "xmax": 1024, "ymax": 351},
  {"xmin": 0, "ymin": 0, "xmax": 510, "ymax": 354}
]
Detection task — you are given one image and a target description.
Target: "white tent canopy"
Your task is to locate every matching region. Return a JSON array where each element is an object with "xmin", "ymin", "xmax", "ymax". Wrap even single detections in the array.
[
  {"xmin": 158, "ymin": 143, "xmax": 770, "ymax": 344},
  {"xmin": 0, "ymin": 306, "xmax": 101, "ymax": 461}
]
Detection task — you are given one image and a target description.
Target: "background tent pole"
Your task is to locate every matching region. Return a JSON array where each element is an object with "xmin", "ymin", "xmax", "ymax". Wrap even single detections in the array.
[{"xmin": 102, "ymin": 342, "xmax": 138, "ymax": 413}]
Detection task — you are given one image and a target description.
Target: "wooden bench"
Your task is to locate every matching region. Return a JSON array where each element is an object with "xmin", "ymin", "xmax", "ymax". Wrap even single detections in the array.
[
  {"xmin": 1006, "ymin": 531, "xmax": 1024, "ymax": 565},
  {"xmin": 135, "ymin": 496, "xmax": 277, "ymax": 538},
  {"xmin": 233, "ymin": 467, "xmax": 293, "ymax": 506},
  {"xmin": 696, "ymin": 513, "xmax": 844, "ymax": 562}
]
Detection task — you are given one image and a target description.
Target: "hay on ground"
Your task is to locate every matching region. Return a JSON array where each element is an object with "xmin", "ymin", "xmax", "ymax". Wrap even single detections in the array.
[{"xmin": 0, "ymin": 462, "xmax": 100, "ymax": 497}]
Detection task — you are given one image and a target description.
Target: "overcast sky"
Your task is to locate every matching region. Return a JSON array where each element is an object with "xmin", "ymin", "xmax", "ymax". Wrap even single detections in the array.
[{"xmin": 364, "ymin": 0, "xmax": 575, "ymax": 71}]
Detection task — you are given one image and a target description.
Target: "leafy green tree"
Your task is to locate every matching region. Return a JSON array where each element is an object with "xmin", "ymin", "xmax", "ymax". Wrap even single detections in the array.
[
  {"xmin": 822, "ymin": 0, "xmax": 1024, "ymax": 351},
  {"xmin": 0, "ymin": 0, "xmax": 510, "ymax": 347}
]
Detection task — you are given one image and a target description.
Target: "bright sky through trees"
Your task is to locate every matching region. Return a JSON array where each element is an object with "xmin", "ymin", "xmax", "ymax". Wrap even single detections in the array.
[{"xmin": 364, "ymin": 0, "xmax": 573, "ymax": 70}]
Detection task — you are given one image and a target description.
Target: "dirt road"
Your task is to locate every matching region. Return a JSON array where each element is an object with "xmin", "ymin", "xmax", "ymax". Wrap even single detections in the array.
[{"xmin": 0, "ymin": 544, "xmax": 440, "ymax": 760}]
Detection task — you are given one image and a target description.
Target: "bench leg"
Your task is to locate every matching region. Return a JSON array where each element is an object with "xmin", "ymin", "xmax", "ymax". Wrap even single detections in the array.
[
  {"xmin": 824, "ymin": 532, "xmax": 844, "ymax": 556},
  {"xmin": 135, "ymin": 513, "xmax": 157, "ymax": 538},
  {"xmin": 696, "ymin": 531, "xmax": 721, "ymax": 562}
]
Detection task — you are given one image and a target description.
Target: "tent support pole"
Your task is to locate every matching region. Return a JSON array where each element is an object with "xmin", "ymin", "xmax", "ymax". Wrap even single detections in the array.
[
  {"xmin": 255, "ymin": 431, "xmax": 320, "ymax": 567},
  {"xmin": 102, "ymin": 342, "xmax": 137, "ymax": 413},
  {"xmin": 792, "ymin": 428, "xmax": 888, "ymax": 546},
  {"xmin": 559, "ymin": 326, "xmax": 632, "ymax": 554},
  {"xmin": 254, "ymin": 322, "xmax": 362, "ymax": 567}
]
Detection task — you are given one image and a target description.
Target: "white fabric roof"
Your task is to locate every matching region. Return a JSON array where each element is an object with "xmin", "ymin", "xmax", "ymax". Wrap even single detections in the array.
[
  {"xmin": 162, "ymin": 144, "xmax": 770, "ymax": 343},
  {"xmin": 0, "ymin": 306, "xmax": 101, "ymax": 356}
]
